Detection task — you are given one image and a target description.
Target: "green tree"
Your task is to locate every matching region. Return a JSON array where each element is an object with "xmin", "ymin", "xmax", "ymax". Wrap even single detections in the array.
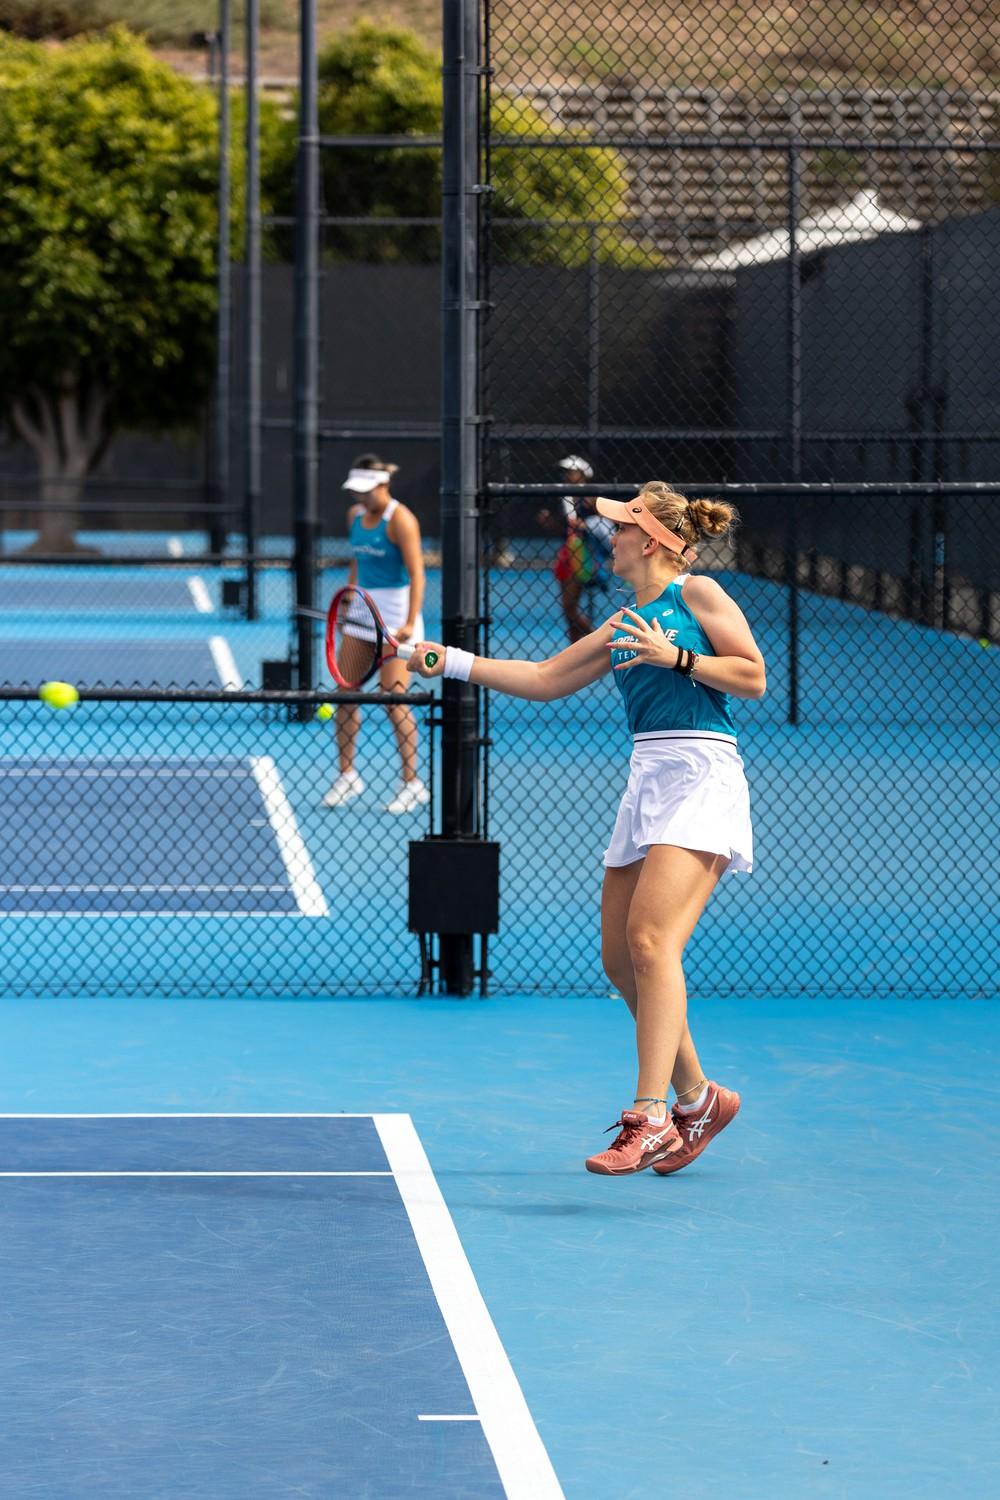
[
  {"xmin": 0, "ymin": 1, "xmax": 285, "ymax": 48},
  {"xmin": 265, "ymin": 17, "xmax": 654, "ymax": 268},
  {"xmin": 0, "ymin": 27, "xmax": 252, "ymax": 552}
]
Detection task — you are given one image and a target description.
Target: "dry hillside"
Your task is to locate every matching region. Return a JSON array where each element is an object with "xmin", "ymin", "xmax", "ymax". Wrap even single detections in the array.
[{"xmin": 158, "ymin": 2, "xmax": 1000, "ymax": 95}]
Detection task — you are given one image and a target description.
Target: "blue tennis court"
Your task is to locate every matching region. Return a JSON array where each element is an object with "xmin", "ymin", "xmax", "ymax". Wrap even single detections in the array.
[
  {"xmin": 0, "ymin": 1111, "xmax": 559, "ymax": 1499},
  {"xmin": 0, "ymin": 571, "xmax": 213, "ymax": 614},
  {"xmin": 0, "ymin": 638, "xmax": 239, "ymax": 689},
  {"xmin": 0, "ymin": 552, "xmax": 996, "ymax": 1497},
  {"xmin": 0, "ymin": 757, "xmax": 324, "ymax": 914},
  {"xmin": 0, "ymin": 999, "xmax": 996, "ymax": 1500}
]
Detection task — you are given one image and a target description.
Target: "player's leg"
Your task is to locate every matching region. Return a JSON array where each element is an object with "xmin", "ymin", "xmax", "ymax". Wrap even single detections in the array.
[
  {"xmin": 379, "ymin": 656, "xmax": 429, "ymax": 813},
  {"xmin": 587, "ymin": 850, "xmax": 720, "ymax": 1174},
  {"xmin": 559, "ymin": 577, "xmax": 591, "ymax": 641},
  {"xmin": 601, "ymin": 860, "xmax": 708, "ymax": 1103},
  {"xmin": 626, "ymin": 844, "xmax": 727, "ymax": 1114},
  {"xmin": 322, "ymin": 635, "xmax": 369, "ymax": 807},
  {"xmin": 629, "ymin": 845, "xmax": 744, "ymax": 1178}
]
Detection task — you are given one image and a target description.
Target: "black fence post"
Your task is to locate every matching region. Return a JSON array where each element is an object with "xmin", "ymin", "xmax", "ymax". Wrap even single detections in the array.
[
  {"xmin": 786, "ymin": 144, "xmax": 802, "ymax": 727},
  {"xmin": 212, "ymin": 0, "xmax": 231, "ymax": 559},
  {"xmin": 439, "ymin": 0, "xmax": 484, "ymax": 994},
  {"xmin": 243, "ymin": 0, "xmax": 261, "ymax": 621},
  {"xmin": 293, "ymin": 0, "xmax": 320, "ymax": 703}
]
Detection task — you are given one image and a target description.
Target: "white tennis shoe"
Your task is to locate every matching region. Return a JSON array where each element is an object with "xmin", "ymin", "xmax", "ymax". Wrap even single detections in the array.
[
  {"xmin": 383, "ymin": 778, "xmax": 430, "ymax": 815},
  {"xmin": 321, "ymin": 770, "xmax": 364, "ymax": 808}
]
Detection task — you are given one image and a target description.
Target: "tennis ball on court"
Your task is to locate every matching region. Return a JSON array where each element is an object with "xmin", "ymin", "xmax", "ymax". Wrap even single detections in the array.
[
  {"xmin": 315, "ymin": 702, "xmax": 334, "ymax": 722},
  {"xmin": 979, "ymin": 637, "xmax": 991, "ymax": 650},
  {"xmin": 39, "ymin": 680, "xmax": 79, "ymax": 710}
]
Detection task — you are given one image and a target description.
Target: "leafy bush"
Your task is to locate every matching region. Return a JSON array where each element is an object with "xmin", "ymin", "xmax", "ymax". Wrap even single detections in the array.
[
  {"xmin": 0, "ymin": 1, "xmax": 284, "ymax": 47},
  {"xmin": 264, "ymin": 17, "xmax": 657, "ymax": 267}
]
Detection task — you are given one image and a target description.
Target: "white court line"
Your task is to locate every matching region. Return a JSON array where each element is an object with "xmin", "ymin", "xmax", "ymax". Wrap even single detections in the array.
[
  {"xmin": 2, "ymin": 910, "xmax": 315, "ymax": 918},
  {"xmin": 0, "ymin": 885, "xmax": 289, "ymax": 893},
  {"xmin": 188, "ymin": 575, "xmax": 213, "ymax": 613},
  {"xmin": 0, "ymin": 1171, "xmax": 391, "ymax": 1178},
  {"xmin": 375, "ymin": 1114, "xmax": 565, "ymax": 1500},
  {"xmin": 0, "ymin": 767, "xmax": 252, "ymax": 778},
  {"xmin": 209, "ymin": 635, "xmax": 242, "ymax": 689},
  {"xmin": 250, "ymin": 756, "xmax": 328, "ymax": 917},
  {"xmin": 0, "ymin": 1113, "xmax": 378, "ymax": 1117},
  {"xmin": 167, "ymin": 537, "xmax": 184, "ymax": 558}
]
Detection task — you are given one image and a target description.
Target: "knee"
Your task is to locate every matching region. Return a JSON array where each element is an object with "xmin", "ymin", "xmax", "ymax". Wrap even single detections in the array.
[{"xmin": 626, "ymin": 922, "xmax": 678, "ymax": 973}]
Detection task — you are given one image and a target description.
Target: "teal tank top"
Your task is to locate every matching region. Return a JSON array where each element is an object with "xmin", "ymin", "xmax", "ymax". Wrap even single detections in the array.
[
  {"xmin": 349, "ymin": 501, "xmax": 407, "ymax": 589},
  {"xmin": 609, "ymin": 576, "xmax": 737, "ymax": 739}
]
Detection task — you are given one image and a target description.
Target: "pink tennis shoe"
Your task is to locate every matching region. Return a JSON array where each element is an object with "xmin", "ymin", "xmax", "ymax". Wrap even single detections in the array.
[
  {"xmin": 651, "ymin": 1081, "xmax": 741, "ymax": 1176},
  {"xmin": 585, "ymin": 1110, "xmax": 684, "ymax": 1175}
]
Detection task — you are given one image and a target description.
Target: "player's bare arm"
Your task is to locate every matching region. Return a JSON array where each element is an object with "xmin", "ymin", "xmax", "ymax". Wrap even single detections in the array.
[{"xmin": 406, "ymin": 616, "xmax": 620, "ymax": 699}]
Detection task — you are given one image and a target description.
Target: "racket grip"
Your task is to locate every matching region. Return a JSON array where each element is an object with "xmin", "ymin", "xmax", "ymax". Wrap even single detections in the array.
[{"xmin": 397, "ymin": 643, "xmax": 440, "ymax": 669}]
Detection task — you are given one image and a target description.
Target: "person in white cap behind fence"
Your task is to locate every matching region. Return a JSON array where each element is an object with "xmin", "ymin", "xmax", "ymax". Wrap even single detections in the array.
[
  {"xmin": 322, "ymin": 454, "xmax": 430, "ymax": 815},
  {"xmin": 406, "ymin": 480, "xmax": 766, "ymax": 1175},
  {"xmin": 540, "ymin": 455, "xmax": 614, "ymax": 641}
]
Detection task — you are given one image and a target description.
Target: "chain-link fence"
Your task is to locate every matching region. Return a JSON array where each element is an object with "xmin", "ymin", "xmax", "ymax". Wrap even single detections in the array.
[
  {"xmin": 0, "ymin": 689, "xmax": 437, "ymax": 997},
  {"xmin": 2, "ymin": 4, "xmax": 998, "ymax": 1000},
  {"xmin": 479, "ymin": 0, "xmax": 1000, "ymax": 998}
]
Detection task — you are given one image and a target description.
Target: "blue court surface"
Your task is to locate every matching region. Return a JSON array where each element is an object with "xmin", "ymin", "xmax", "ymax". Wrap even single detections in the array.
[
  {"xmin": 0, "ymin": 757, "xmax": 323, "ymax": 914},
  {"xmin": 0, "ymin": 1111, "xmax": 556, "ymax": 1499},
  {"xmin": 0, "ymin": 571, "xmax": 212, "ymax": 615},
  {"xmin": 0, "ymin": 997, "xmax": 997, "ymax": 1500},
  {"xmin": 0, "ymin": 638, "xmax": 239, "ymax": 689}
]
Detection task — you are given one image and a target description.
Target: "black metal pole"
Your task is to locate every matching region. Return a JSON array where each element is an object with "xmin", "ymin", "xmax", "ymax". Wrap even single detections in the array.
[
  {"xmin": 587, "ymin": 223, "xmax": 600, "ymax": 471},
  {"xmin": 243, "ymin": 0, "xmax": 261, "ymax": 620},
  {"xmin": 440, "ymin": 0, "xmax": 483, "ymax": 994},
  {"xmin": 293, "ymin": 0, "xmax": 320, "ymax": 699},
  {"xmin": 785, "ymin": 145, "xmax": 802, "ymax": 728},
  {"xmin": 212, "ymin": 0, "xmax": 231, "ymax": 557}
]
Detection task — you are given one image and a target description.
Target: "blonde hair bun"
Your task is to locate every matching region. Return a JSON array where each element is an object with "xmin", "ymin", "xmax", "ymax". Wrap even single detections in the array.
[
  {"xmin": 635, "ymin": 482, "xmax": 738, "ymax": 548},
  {"xmin": 686, "ymin": 497, "xmax": 737, "ymax": 539}
]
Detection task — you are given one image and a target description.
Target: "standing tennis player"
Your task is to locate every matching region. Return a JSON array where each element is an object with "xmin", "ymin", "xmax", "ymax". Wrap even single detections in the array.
[
  {"xmin": 538, "ymin": 456, "xmax": 614, "ymax": 642},
  {"xmin": 407, "ymin": 481, "xmax": 766, "ymax": 1175},
  {"xmin": 322, "ymin": 455, "xmax": 430, "ymax": 815}
]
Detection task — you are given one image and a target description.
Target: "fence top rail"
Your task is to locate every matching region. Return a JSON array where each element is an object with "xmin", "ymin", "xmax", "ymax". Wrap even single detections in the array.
[
  {"xmin": 0, "ymin": 688, "xmax": 435, "ymax": 706},
  {"xmin": 0, "ymin": 477, "xmax": 212, "ymax": 493},
  {"xmin": 487, "ymin": 482, "xmax": 1000, "ymax": 497},
  {"xmin": 318, "ymin": 134, "xmax": 443, "ymax": 149},
  {"xmin": 0, "ymin": 500, "xmax": 242, "ymax": 517},
  {"xmin": 488, "ymin": 134, "xmax": 1000, "ymax": 153}
]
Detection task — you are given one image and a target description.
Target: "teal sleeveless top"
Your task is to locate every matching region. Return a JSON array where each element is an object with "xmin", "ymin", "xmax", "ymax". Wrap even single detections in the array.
[
  {"xmin": 609, "ymin": 576, "xmax": 737, "ymax": 739},
  {"xmin": 349, "ymin": 501, "xmax": 407, "ymax": 589}
]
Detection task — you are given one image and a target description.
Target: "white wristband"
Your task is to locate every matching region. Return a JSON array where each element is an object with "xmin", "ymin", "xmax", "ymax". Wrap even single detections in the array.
[{"xmin": 442, "ymin": 647, "xmax": 475, "ymax": 682}]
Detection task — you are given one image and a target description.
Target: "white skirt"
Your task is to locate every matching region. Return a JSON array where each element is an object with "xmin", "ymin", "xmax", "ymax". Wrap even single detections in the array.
[
  {"xmin": 343, "ymin": 585, "xmax": 425, "ymax": 645},
  {"xmin": 603, "ymin": 731, "xmax": 753, "ymax": 874}
]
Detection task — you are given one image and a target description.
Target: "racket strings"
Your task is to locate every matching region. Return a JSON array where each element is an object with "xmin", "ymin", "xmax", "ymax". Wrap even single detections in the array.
[{"xmin": 331, "ymin": 587, "xmax": 383, "ymax": 689}]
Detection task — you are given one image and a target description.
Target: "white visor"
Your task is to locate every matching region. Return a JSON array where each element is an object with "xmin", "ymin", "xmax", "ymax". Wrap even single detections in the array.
[
  {"xmin": 343, "ymin": 467, "xmax": 390, "ymax": 493},
  {"xmin": 558, "ymin": 455, "xmax": 594, "ymax": 479}
]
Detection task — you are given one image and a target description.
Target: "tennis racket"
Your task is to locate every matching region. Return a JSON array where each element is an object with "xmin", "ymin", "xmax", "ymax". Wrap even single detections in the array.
[{"xmin": 325, "ymin": 585, "xmax": 439, "ymax": 689}]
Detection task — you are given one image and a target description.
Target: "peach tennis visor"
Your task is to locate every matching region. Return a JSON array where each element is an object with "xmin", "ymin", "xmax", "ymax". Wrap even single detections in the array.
[{"xmin": 594, "ymin": 496, "xmax": 698, "ymax": 562}]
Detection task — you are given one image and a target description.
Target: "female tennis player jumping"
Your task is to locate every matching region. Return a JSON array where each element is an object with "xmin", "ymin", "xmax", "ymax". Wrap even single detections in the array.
[
  {"xmin": 322, "ymin": 455, "xmax": 429, "ymax": 816},
  {"xmin": 407, "ymin": 482, "xmax": 766, "ymax": 1175}
]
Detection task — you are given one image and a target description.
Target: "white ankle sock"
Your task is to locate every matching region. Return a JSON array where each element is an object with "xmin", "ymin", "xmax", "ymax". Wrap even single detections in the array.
[{"xmin": 676, "ymin": 1085, "xmax": 709, "ymax": 1113}]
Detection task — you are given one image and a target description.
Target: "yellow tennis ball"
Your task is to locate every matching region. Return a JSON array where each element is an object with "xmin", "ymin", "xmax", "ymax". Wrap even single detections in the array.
[
  {"xmin": 39, "ymin": 680, "xmax": 79, "ymax": 710},
  {"xmin": 315, "ymin": 702, "xmax": 334, "ymax": 722},
  {"xmin": 979, "ymin": 638, "xmax": 991, "ymax": 650}
]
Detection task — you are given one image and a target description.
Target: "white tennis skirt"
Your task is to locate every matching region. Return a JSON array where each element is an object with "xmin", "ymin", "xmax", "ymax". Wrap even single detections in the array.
[
  {"xmin": 603, "ymin": 731, "xmax": 753, "ymax": 874},
  {"xmin": 343, "ymin": 585, "xmax": 424, "ymax": 645}
]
